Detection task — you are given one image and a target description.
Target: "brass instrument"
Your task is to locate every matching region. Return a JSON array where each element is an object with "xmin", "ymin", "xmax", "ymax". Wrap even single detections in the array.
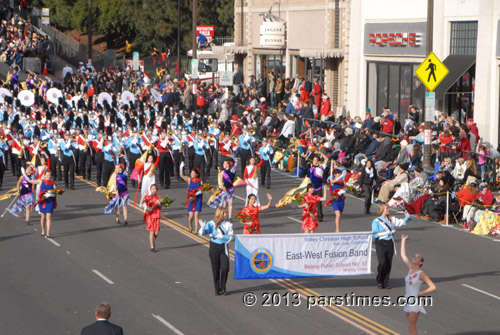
[
  {"xmin": 84, "ymin": 137, "xmax": 89, "ymax": 152},
  {"xmin": 40, "ymin": 141, "xmax": 47, "ymax": 148},
  {"xmin": 168, "ymin": 130, "xmax": 174, "ymax": 137},
  {"xmin": 138, "ymin": 130, "xmax": 145, "ymax": 136},
  {"xmin": 18, "ymin": 148, "xmax": 24, "ymax": 159},
  {"xmin": 72, "ymin": 134, "xmax": 78, "ymax": 140},
  {"xmin": 231, "ymin": 135, "xmax": 238, "ymax": 142},
  {"xmin": 147, "ymin": 143, "xmax": 154, "ymax": 153},
  {"xmin": 249, "ymin": 129, "xmax": 256, "ymax": 136},
  {"xmin": 0, "ymin": 135, "xmax": 6, "ymax": 141}
]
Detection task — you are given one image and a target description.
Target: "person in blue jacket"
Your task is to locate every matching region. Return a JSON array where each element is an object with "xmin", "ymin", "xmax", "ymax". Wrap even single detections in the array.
[
  {"xmin": 199, "ymin": 207, "xmax": 233, "ymax": 296},
  {"xmin": 372, "ymin": 203, "xmax": 411, "ymax": 289}
]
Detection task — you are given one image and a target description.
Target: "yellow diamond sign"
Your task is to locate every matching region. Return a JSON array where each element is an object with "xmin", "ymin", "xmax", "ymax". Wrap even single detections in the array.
[{"xmin": 415, "ymin": 52, "xmax": 449, "ymax": 92}]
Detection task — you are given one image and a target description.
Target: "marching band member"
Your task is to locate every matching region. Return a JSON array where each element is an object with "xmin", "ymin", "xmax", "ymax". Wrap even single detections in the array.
[
  {"xmin": 156, "ymin": 128, "xmax": 173, "ymax": 189},
  {"xmin": 238, "ymin": 127, "xmax": 255, "ymax": 176},
  {"xmin": 78, "ymin": 126, "xmax": 93, "ymax": 180},
  {"xmin": 0, "ymin": 136, "xmax": 7, "ymax": 189},
  {"xmin": 104, "ymin": 154, "xmax": 130, "ymax": 225},
  {"xmin": 193, "ymin": 132, "xmax": 207, "ymax": 180},
  {"xmin": 257, "ymin": 138, "xmax": 273, "ymax": 189},
  {"xmin": 298, "ymin": 184, "xmax": 328, "ymax": 233},
  {"xmin": 59, "ymin": 132, "xmax": 77, "ymax": 190},
  {"xmin": 11, "ymin": 164, "xmax": 35, "ymax": 224},
  {"xmin": 140, "ymin": 184, "xmax": 162, "ymax": 252},
  {"xmin": 306, "ymin": 152, "xmax": 328, "ymax": 222},
  {"xmin": 27, "ymin": 170, "xmax": 58, "ymax": 238},
  {"xmin": 243, "ymin": 156, "xmax": 263, "ymax": 206},
  {"xmin": 180, "ymin": 163, "xmax": 203, "ymax": 233},
  {"xmin": 186, "ymin": 130, "xmax": 196, "ymax": 171},
  {"xmin": 102, "ymin": 134, "xmax": 118, "ymax": 187},
  {"xmin": 239, "ymin": 193, "xmax": 272, "ymax": 234},
  {"xmin": 171, "ymin": 126, "xmax": 183, "ymax": 181},
  {"xmin": 47, "ymin": 129, "xmax": 62, "ymax": 181},
  {"xmin": 91, "ymin": 130, "xmax": 105, "ymax": 186},
  {"xmin": 218, "ymin": 132, "xmax": 233, "ymax": 158},
  {"xmin": 198, "ymin": 207, "xmax": 233, "ymax": 296},
  {"xmin": 10, "ymin": 131, "xmax": 26, "ymax": 177}
]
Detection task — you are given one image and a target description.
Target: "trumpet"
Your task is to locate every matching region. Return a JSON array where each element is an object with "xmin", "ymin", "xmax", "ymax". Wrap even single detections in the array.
[
  {"xmin": 168, "ymin": 130, "xmax": 174, "ymax": 137},
  {"xmin": 72, "ymin": 134, "xmax": 78, "ymax": 140},
  {"xmin": 0, "ymin": 135, "xmax": 6, "ymax": 141},
  {"xmin": 40, "ymin": 141, "xmax": 47, "ymax": 148},
  {"xmin": 139, "ymin": 130, "xmax": 145, "ymax": 136},
  {"xmin": 249, "ymin": 129, "xmax": 256, "ymax": 136}
]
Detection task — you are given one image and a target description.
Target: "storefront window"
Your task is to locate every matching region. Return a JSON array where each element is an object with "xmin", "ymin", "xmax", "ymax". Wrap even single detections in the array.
[
  {"xmin": 377, "ymin": 64, "xmax": 388, "ymax": 113},
  {"xmin": 389, "ymin": 64, "xmax": 399, "ymax": 113},
  {"xmin": 367, "ymin": 62, "xmax": 425, "ymax": 118}
]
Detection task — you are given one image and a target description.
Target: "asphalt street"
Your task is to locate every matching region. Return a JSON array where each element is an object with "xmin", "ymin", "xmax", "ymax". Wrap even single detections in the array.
[{"xmin": 0, "ymin": 161, "xmax": 499, "ymax": 335}]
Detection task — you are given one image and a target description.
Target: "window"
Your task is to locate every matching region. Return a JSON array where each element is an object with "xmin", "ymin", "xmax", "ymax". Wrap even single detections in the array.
[
  {"xmin": 366, "ymin": 62, "xmax": 424, "ymax": 118},
  {"xmin": 450, "ymin": 21, "xmax": 478, "ymax": 55}
]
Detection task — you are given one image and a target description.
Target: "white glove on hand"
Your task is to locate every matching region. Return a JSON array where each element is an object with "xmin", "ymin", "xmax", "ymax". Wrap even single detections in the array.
[
  {"xmin": 215, "ymin": 233, "xmax": 223, "ymax": 239},
  {"xmin": 180, "ymin": 161, "xmax": 185, "ymax": 176},
  {"xmin": 198, "ymin": 220, "xmax": 206, "ymax": 235},
  {"xmin": 338, "ymin": 190, "xmax": 346, "ymax": 196}
]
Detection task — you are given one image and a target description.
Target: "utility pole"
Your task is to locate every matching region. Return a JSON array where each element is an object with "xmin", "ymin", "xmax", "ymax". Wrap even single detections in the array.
[
  {"xmin": 177, "ymin": 0, "xmax": 181, "ymax": 80},
  {"xmin": 88, "ymin": 0, "xmax": 92, "ymax": 64},
  {"xmin": 423, "ymin": 0, "xmax": 434, "ymax": 171}
]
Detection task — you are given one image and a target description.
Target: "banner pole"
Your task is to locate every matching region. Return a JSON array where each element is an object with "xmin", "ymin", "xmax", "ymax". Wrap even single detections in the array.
[{"xmin": 446, "ymin": 191, "xmax": 449, "ymax": 226}]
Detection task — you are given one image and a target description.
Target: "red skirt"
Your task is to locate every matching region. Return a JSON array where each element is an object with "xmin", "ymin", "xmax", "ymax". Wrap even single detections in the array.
[{"xmin": 146, "ymin": 217, "xmax": 160, "ymax": 231}]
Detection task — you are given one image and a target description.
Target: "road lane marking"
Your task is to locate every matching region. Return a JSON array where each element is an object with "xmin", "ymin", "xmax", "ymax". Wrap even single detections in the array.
[
  {"xmin": 152, "ymin": 314, "xmax": 184, "ymax": 335},
  {"xmin": 462, "ymin": 284, "xmax": 500, "ymax": 301},
  {"xmin": 287, "ymin": 216, "xmax": 301, "ymax": 223},
  {"xmin": 234, "ymin": 195, "xmax": 246, "ymax": 201},
  {"xmin": 46, "ymin": 237, "xmax": 61, "ymax": 247},
  {"xmin": 66, "ymin": 251, "xmax": 71, "ymax": 255},
  {"xmin": 92, "ymin": 270, "xmax": 114, "ymax": 285}
]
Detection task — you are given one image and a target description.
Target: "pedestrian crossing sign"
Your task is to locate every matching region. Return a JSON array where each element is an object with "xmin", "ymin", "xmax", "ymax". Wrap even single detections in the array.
[{"xmin": 415, "ymin": 52, "xmax": 449, "ymax": 92}]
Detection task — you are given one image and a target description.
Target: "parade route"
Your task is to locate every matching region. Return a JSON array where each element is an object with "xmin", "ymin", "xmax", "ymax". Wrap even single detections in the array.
[{"xmin": 1, "ymin": 165, "xmax": 499, "ymax": 335}]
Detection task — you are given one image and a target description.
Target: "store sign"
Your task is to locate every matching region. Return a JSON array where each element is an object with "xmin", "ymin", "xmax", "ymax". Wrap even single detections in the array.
[
  {"xmin": 218, "ymin": 71, "xmax": 233, "ymax": 86},
  {"xmin": 364, "ymin": 22, "xmax": 426, "ymax": 56},
  {"xmin": 197, "ymin": 25, "xmax": 215, "ymax": 43},
  {"xmin": 368, "ymin": 33, "xmax": 421, "ymax": 46},
  {"xmin": 260, "ymin": 21, "xmax": 285, "ymax": 47}
]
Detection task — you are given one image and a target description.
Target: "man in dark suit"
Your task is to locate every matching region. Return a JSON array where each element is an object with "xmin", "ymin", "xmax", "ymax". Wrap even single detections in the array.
[{"xmin": 81, "ymin": 302, "xmax": 124, "ymax": 335}]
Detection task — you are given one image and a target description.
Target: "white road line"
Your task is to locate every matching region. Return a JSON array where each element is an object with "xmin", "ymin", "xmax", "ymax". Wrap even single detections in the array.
[
  {"xmin": 462, "ymin": 284, "xmax": 500, "ymax": 301},
  {"xmin": 46, "ymin": 237, "xmax": 61, "ymax": 247},
  {"xmin": 66, "ymin": 251, "xmax": 71, "ymax": 255},
  {"xmin": 92, "ymin": 270, "xmax": 114, "ymax": 285},
  {"xmin": 371, "ymin": 248, "xmax": 376, "ymax": 252},
  {"xmin": 287, "ymin": 216, "xmax": 302, "ymax": 223},
  {"xmin": 152, "ymin": 314, "xmax": 184, "ymax": 335},
  {"xmin": 234, "ymin": 195, "xmax": 246, "ymax": 201}
]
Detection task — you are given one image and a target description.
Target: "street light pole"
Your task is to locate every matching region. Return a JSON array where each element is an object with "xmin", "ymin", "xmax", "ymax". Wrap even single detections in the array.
[
  {"xmin": 423, "ymin": 0, "xmax": 434, "ymax": 171},
  {"xmin": 88, "ymin": 0, "xmax": 92, "ymax": 64}
]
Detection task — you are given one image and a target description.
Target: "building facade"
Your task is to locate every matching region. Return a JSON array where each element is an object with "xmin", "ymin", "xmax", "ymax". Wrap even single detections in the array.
[
  {"xmin": 231, "ymin": 0, "xmax": 350, "ymax": 112},
  {"xmin": 347, "ymin": 0, "xmax": 500, "ymax": 147}
]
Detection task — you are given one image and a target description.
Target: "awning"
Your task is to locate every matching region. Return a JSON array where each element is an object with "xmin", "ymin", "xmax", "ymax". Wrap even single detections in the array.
[
  {"xmin": 299, "ymin": 48, "xmax": 344, "ymax": 58},
  {"xmin": 434, "ymin": 55, "xmax": 476, "ymax": 97}
]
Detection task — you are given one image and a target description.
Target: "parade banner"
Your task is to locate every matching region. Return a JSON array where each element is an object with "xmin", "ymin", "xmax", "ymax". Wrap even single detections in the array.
[{"xmin": 235, "ymin": 232, "xmax": 372, "ymax": 279}]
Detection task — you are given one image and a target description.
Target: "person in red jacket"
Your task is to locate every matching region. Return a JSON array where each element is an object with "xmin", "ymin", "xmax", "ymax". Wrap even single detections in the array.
[
  {"xmin": 320, "ymin": 93, "xmax": 331, "ymax": 121},
  {"xmin": 466, "ymin": 118, "xmax": 479, "ymax": 145},
  {"xmin": 312, "ymin": 78, "xmax": 322, "ymax": 109},
  {"xmin": 380, "ymin": 116, "xmax": 393, "ymax": 134},
  {"xmin": 454, "ymin": 131, "xmax": 471, "ymax": 160}
]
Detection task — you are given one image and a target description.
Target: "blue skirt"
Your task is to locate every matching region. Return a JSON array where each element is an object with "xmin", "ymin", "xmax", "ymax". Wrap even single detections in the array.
[
  {"xmin": 188, "ymin": 196, "xmax": 203, "ymax": 212},
  {"xmin": 331, "ymin": 197, "xmax": 345, "ymax": 212}
]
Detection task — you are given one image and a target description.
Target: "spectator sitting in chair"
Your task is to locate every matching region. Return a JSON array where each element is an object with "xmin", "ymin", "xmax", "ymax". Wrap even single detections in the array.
[{"xmin": 375, "ymin": 163, "xmax": 409, "ymax": 203}]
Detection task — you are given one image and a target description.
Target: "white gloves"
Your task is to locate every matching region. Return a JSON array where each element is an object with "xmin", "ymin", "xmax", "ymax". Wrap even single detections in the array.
[
  {"xmin": 338, "ymin": 190, "xmax": 346, "ymax": 196},
  {"xmin": 215, "ymin": 233, "xmax": 223, "ymax": 239}
]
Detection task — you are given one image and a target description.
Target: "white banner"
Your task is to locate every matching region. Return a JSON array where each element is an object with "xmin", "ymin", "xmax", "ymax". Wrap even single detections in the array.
[
  {"xmin": 218, "ymin": 71, "xmax": 233, "ymax": 86},
  {"xmin": 235, "ymin": 232, "xmax": 372, "ymax": 279}
]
